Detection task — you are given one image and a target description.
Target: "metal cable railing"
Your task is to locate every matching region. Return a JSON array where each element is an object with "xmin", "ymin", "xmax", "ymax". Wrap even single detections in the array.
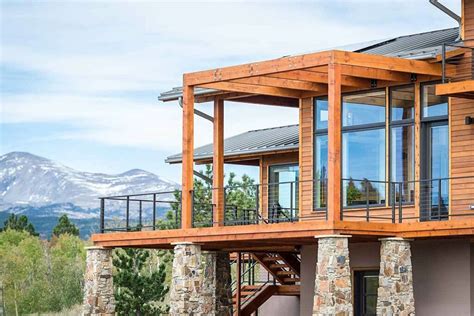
[{"xmin": 441, "ymin": 41, "xmax": 474, "ymax": 83}]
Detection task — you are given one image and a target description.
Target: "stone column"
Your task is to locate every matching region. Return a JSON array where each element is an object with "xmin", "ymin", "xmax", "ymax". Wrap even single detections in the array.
[
  {"xmin": 313, "ymin": 235, "xmax": 353, "ymax": 316},
  {"xmin": 170, "ymin": 242, "xmax": 204, "ymax": 315},
  {"xmin": 202, "ymin": 251, "xmax": 233, "ymax": 316},
  {"xmin": 83, "ymin": 246, "xmax": 115, "ymax": 316},
  {"xmin": 377, "ymin": 237, "xmax": 415, "ymax": 316}
]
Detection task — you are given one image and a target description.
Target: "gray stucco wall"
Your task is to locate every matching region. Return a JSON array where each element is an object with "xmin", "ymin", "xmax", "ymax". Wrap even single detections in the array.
[
  {"xmin": 299, "ymin": 239, "xmax": 473, "ymax": 316},
  {"xmin": 412, "ymin": 239, "xmax": 471, "ymax": 316},
  {"xmin": 259, "ymin": 296, "xmax": 299, "ymax": 316}
]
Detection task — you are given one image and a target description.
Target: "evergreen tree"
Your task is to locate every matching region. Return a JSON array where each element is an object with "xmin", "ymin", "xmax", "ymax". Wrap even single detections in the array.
[
  {"xmin": 1, "ymin": 214, "xmax": 38, "ymax": 236},
  {"xmin": 113, "ymin": 248, "xmax": 169, "ymax": 315},
  {"xmin": 52, "ymin": 214, "xmax": 79, "ymax": 237}
]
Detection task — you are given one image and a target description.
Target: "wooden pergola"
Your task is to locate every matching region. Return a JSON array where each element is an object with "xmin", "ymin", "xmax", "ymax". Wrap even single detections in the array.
[{"xmin": 180, "ymin": 49, "xmax": 444, "ymax": 230}]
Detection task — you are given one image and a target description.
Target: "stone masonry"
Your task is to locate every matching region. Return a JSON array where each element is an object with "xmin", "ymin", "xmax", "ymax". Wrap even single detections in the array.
[
  {"xmin": 83, "ymin": 246, "xmax": 115, "ymax": 316},
  {"xmin": 313, "ymin": 235, "xmax": 353, "ymax": 316},
  {"xmin": 202, "ymin": 251, "xmax": 233, "ymax": 316},
  {"xmin": 377, "ymin": 237, "xmax": 415, "ymax": 316},
  {"xmin": 170, "ymin": 243, "xmax": 204, "ymax": 315}
]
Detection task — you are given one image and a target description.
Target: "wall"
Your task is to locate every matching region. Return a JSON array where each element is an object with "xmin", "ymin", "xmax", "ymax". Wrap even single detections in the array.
[
  {"xmin": 259, "ymin": 296, "xmax": 300, "ymax": 316},
  {"xmin": 299, "ymin": 240, "xmax": 474, "ymax": 316},
  {"xmin": 299, "ymin": 98, "xmax": 314, "ymax": 220},
  {"xmin": 412, "ymin": 239, "xmax": 471, "ymax": 316}
]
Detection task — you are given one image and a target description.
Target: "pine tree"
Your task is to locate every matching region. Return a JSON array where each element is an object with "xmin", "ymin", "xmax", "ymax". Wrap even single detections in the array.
[
  {"xmin": 52, "ymin": 214, "xmax": 79, "ymax": 237},
  {"xmin": 113, "ymin": 248, "xmax": 169, "ymax": 315},
  {"xmin": 1, "ymin": 214, "xmax": 38, "ymax": 236}
]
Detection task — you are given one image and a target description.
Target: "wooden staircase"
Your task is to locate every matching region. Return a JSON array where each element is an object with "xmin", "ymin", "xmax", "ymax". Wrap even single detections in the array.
[{"xmin": 233, "ymin": 252, "xmax": 300, "ymax": 315}]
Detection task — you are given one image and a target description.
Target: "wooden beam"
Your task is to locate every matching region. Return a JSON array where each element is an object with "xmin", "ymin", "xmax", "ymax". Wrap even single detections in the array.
[
  {"xmin": 436, "ymin": 80, "xmax": 474, "ymax": 96},
  {"xmin": 270, "ymin": 70, "xmax": 370, "ymax": 88},
  {"xmin": 198, "ymin": 81, "xmax": 303, "ymax": 98},
  {"xmin": 327, "ymin": 63, "xmax": 342, "ymax": 223},
  {"xmin": 213, "ymin": 99, "xmax": 225, "ymax": 227},
  {"xmin": 333, "ymin": 50, "xmax": 443, "ymax": 76},
  {"xmin": 184, "ymin": 51, "xmax": 332, "ymax": 86},
  {"xmin": 181, "ymin": 85, "xmax": 194, "ymax": 229},
  {"xmin": 231, "ymin": 76, "xmax": 326, "ymax": 92},
  {"xmin": 229, "ymin": 95, "xmax": 299, "ymax": 107},
  {"xmin": 338, "ymin": 65, "xmax": 412, "ymax": 81}
]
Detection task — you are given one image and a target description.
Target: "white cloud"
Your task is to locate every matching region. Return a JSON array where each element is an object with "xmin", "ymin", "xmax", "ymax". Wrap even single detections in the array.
[{"xmin": 0, "ymin": 0, "xmax": 460, "ymax": 155}]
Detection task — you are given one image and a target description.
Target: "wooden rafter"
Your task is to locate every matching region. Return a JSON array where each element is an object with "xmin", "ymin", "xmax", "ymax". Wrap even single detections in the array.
[
  {"xmin": 198, "ymin": 81, "xmax": 304, "ymax": 99},
  {"xmin": 231, "ymin": 76, "xmax": 326, "ymax": 92}
]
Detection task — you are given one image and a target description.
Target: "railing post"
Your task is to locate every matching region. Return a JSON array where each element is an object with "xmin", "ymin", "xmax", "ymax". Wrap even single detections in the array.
[
  {"xmin": 442, "ymin": 43, "xmax": 446, "ymax": 83},
  {"xmin": 126, "ymin": 196, "xmax": 130, "ymax": 231},
  {"xmin": 290, "ymin": 182, "xmax": 294, "ymax": 222},
  {"xmin": 255, "ymin": 184, "xmax": 260, "ymax": 219},
  {"xmin": 398, "ymin": 182, "xmax": 403, "ymax": 223},
  {"xmin": 391, "ymin": 183, "xmax": 396, "ymax": 224},
  {"xmin": 139, "ymin": 200, "xmax": 142, "ymax": 230},
  {"xmin": 100, "ymin": 198, "xmax": 105, "ymax": 233},
  {"xmin": 438, "ymin": 178, "xmax": 442, "ymax": 220},
  {"xmin": 152, "ymin": 193, "xmax": 156, "ymax": 230},
  {"xmin": 365, "ymin": 180, "xmax": 370, "ymax": 222},
  {"xmin": 191, "ymin": 190, "xmax": 195, "ymax": 228},
  {"xmin": 236, "ymin": 252, "xmax": 241, "ymax": 316}
]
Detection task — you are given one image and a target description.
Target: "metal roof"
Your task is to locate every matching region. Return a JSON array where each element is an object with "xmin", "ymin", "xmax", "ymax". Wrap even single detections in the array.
[
  {"xmin": 158, "ymin": 27, "xmax": 459, "ymax": 102},
  {"xmin": 166, "ymin": 124, "xmax": 299, "ymax": 164}
]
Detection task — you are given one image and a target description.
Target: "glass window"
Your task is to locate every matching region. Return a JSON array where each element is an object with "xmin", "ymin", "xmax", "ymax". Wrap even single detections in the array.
[
  {"xmin": 343, "ymin": 90, "xmax": 386, "ymax": 127},
  {"xmin": 391, "ymin": 85, "xmax": 414, "ymax": 121},
  {"xmin": 268, "ymin": 164, "xmax": 299, "ymax": 220},
  {"xmin": 314, "ymin": 135, "xmax": 328, "ymax": 209},
  {"xmin": 422, "ymin": 84, "xmax": 448, "ymax": 117},
  {"xmin": 315, "ymin": 98, "xmax": 328, "ymax": 130},
  {"xmin": 342, "ymin": 128, "xmax": 386, "ymax": 206},
  {"xmin": 391, "ymin": 125, "xmax": 415, "ymax": 203}
]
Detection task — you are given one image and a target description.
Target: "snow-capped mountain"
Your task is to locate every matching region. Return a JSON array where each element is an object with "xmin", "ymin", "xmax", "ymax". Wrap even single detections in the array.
[{"xmin": 0, "ymin": 152, "xmax": 179, "ymax": 209}]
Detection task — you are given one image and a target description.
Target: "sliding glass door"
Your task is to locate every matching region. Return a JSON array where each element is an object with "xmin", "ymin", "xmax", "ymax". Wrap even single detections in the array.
[{"xmin": 268, "ymin": 164, "xmax": 299, "ymax": 221}]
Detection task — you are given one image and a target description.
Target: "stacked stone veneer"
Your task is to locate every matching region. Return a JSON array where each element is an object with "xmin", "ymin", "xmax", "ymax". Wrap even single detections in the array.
[
  {"xmin": 377, "ymin": 238, "xmax": 415, "ymax": 316},
  {"xmin": 202, "ymin": 251, "xmax": 233, "ymax": 316},
  {"xmin": 313, "ymin": 235, "xmax": 353, "ymax": 316},
  {"xmin": 170, "ymin": 243, "xmax": 233, "ymax": 315},
  {"xmin": 83, "ymin": 247, "xmax": 115, "ymax": 316}
]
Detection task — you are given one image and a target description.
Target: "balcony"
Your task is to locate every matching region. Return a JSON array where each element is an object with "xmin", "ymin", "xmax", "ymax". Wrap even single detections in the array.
[{"xmin": 93, "ymin": 176, "xmax": 474, "ymax": 249}]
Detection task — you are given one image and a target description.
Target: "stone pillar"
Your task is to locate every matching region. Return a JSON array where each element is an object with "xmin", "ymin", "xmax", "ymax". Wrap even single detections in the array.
[
  {"xmin": 170, "ymin": 242, "xmax": 204, "ymax": 315},
  {"xmin": 313, "ymin": 235, "xmax": 353, "ymax": 316},
  {"xmin": 83, "ymin": 246, "xmax": 115, "ymax": 316},
  {"xmin": 202, "ymin": 251, "xmax": 233, "ymax": 316},
  {"xmin": 377, "ymin": 237, "xmax": 415, "ymax": 316}
]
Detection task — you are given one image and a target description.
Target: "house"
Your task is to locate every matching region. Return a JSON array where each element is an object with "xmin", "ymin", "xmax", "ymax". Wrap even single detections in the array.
[{"xmin": 84, "ymin": 1, "xmax": 474, "ymax": 315}]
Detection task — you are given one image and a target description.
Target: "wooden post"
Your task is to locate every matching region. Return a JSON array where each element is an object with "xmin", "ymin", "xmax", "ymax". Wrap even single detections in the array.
[
  {"xmin": 213, "ymin": 98, "xmax": 225, "ymax": 226},
  {"xmin": 414, "ymin": 82, "xmax": 421, "ymax": 220},
  {"xmin": 236, "ymin": 252, "xmax": 242, "ymax": 316},
  {"xmin": 182, "ymin": 85, "xmax": 194, "ymax": 229},
  {"xmin": 327, "ymin": 63, "xmax": 342, "ymax": 222}
]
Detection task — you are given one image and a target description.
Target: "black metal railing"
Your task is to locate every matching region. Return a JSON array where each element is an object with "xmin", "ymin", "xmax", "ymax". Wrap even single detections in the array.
[
  {"xmin": 341, "ymin": 176, "xmax": 474, "ymax": 223},
  {"xmin": 99, "ymin": 191, "xmax": 181, "ymax": 233},
  {"xmin": 441, "ymin": 41, "xmax": 474, "ymax": 83},
  {"xmin": 97, "ymin": 176, "xmax": 474, "ymax": 232}
]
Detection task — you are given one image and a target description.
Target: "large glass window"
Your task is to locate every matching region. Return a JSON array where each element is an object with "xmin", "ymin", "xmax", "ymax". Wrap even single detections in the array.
[
  {"xmin": 268, "ymin": 164, "xmax": 299, "ymax": 221},
  {"xmin": 314, "ymin": 135, "xmax": 328, "ymax": 208},
  {"xmin": 422, "ymin": 84, "xmax": 448, "ymax": 118},
  {"xmin": 391, "ymin": 125, "xmax": 415, "ymax": 203},
  {"xmin": 343, "ymin": 90, "xmax": 385, "ymax": 127},
  {"xmin": 391, "ymin": 85, "xmax": 414, "ymax": 121},
  {"xmin": 390, "ymin": 85, "xmax": 415, "ymax": 204},
  {"xmin": 315, "ymin": 98, "xmax": 329, "ymax": 130},
  {"xmin": 342, "ymin": 128, "xmax": 386, "ymax": 207}
]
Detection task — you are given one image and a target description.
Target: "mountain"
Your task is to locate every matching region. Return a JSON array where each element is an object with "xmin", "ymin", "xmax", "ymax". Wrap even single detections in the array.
[{"xmin": 0, "ymin": 152, "xmax": 180, "ymax": 238}]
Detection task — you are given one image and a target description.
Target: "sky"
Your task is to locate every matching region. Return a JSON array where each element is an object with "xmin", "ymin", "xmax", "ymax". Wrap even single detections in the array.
[{"xmin": 0, "ymin": 0, "xmax": 461, "ymax": 183}]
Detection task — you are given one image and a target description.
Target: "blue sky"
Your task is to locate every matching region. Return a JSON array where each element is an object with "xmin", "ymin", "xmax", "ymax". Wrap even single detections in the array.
[{"xmin": 0, "ymin": 0, "xmax": 460, "ymax": 183}]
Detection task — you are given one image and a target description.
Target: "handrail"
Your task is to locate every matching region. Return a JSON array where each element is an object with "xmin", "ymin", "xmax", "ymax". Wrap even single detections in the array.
[{"xmin": 440, "ymin": 41, "xmax": 473, "ymax": 84}]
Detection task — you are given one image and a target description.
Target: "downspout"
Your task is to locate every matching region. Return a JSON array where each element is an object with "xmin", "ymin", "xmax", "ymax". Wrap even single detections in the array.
[
  {"xmin": 178, "ymin": 96, "xmax": 214, "ymax": 185},
  {"xmin": 429, "ymin": 0, "xmax": 462, "ymax": 40}
]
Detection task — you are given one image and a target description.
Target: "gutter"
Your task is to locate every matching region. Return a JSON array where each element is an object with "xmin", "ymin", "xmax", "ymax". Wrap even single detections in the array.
[{"xmin": 429, "ymin": 0, "xmax": 462, "ymax": 40}]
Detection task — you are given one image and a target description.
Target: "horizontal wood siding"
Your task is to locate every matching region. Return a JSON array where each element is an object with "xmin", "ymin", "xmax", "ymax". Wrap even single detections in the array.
[{"xmin": 299, "ymin": 98, "xmax": 314, "ymax": 220}]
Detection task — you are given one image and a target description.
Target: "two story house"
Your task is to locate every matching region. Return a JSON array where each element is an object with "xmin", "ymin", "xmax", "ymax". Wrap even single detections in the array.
[{"xmin": 84, "ymin": 1, "xmax": 474, "ymax": 315}]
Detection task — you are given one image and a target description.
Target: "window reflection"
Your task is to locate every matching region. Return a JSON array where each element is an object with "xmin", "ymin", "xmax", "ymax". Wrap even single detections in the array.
[
  {"xmin": 343, "ymin": 129, "xmax": 386, "ymax": 206},
  {"xmin": 391, "ymin": 86, "xmax": 414, "ymax": 121},
  {"xmin": 315, "ymin": 99, "xmax": 328, "ymax": 130},
  {"xmin": 343, "ymin": 90, "xmax": 385, "ymax": 127},
  {"xmin": 391, "ymin": 126, "xmax": 415, "ymax": 203},
  {"xmin": 314, "ymin": 135, "xmax": 328, "ymax": 209},
  {"xmin": 422, "ymin": 84, "xmax": 448, "ymax": 117}
]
